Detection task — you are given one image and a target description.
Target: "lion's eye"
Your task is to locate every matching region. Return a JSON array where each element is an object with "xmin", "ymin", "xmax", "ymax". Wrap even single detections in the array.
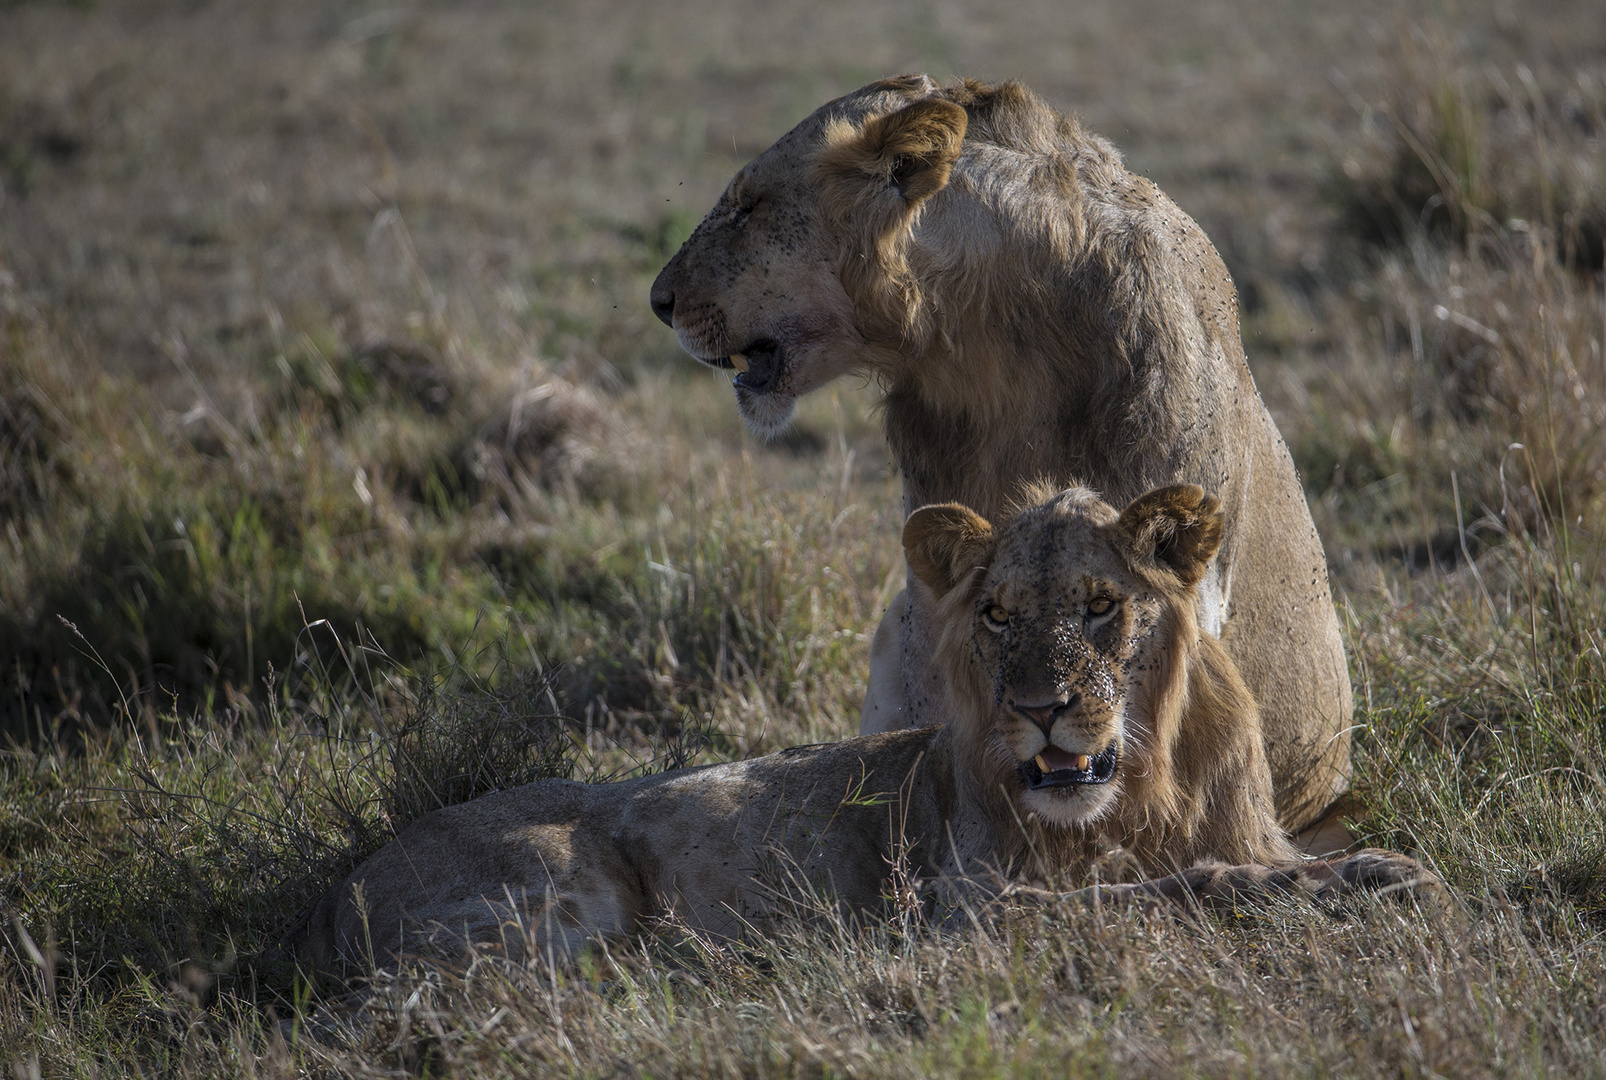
[
  {"xmin": 982, "ymin": 604, "xmax": 1009, "ymax": 630},
  {"xmin": 1086, "ymin": 596, "xmax": 1115, "ymax": 618}
]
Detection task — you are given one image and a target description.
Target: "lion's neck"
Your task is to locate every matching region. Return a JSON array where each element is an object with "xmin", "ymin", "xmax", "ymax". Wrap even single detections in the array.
[{"xmin": 884, "ymin": 376, "xmax": 1119, "ymax": 520}]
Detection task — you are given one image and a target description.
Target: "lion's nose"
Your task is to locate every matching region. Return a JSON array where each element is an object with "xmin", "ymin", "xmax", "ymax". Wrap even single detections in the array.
[
  {"xmin": 649, "ymin": 278, "xmax": 676, "ymax": 327},
  {"xmin": 1013, "ymin": 693, "xmax": 1080, "ymax": 735}
]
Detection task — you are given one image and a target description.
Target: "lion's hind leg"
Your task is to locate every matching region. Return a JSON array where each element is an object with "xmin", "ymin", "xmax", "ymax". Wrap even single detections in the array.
[{"xmin": 413, "ymin": 880, "xmax": 642, "ymax": 971}]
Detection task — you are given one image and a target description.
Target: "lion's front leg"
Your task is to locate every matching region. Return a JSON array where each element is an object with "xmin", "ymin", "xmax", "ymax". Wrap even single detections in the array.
[
  {"xmin": 1292, "ymin": 847, "xmax": 1449, "ymax": 903},
  {"xmin": 1074, "ymin": 849, "xmax": 1446, "ymax": 911},
  {"xmin": 860, "ymin": 588, "xmax": 909, "ymax": 734}
]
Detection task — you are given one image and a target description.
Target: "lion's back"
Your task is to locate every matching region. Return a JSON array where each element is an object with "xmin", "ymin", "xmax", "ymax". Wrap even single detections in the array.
[{"xmin": 291, "ymin": 730, "xmax": 951, "ymax": 967}]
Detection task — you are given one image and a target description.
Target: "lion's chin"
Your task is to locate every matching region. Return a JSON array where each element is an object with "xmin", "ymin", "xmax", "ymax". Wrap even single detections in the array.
[
  {"xmin": 734, "ymin": 384, "xmax": 800, "ymax": 440},
  {"xmin": 1020, "ymin": 781, "xmax": 1120, "ymax": 828}
]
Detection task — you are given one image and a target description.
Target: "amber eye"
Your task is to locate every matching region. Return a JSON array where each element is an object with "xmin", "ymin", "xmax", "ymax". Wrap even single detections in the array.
[
  {"xmin": 982, "ymin": 604, "xmax": 1010, "ymax": 631},
  {"xmin": 1087, "ymin": 596, "xmax": 1115, "ymax": 618}
]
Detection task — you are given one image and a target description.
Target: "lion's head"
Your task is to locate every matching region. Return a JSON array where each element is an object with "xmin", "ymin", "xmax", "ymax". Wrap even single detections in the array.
[
  {"xmin": 905, "ymin": 483, "xmax": 1225, "ymax": 831},
  {"xmin": 649, "ymin": 74, "xmax": 969, "ymax": 436}
]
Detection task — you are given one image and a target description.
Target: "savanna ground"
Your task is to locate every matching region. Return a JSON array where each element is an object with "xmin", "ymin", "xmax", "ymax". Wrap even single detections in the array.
[{"xmin": 1, "ymin": 0, "xmax": 1604, "ymax": 1075}]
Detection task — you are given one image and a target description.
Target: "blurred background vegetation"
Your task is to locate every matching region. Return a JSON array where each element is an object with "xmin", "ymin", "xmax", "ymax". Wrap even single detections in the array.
[{"xmin": 1, "ymin": 0, "xmax": 1603, "ymax": 1075}]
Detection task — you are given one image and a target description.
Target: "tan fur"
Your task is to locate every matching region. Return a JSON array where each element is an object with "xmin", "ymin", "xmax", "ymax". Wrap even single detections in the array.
[
  {"xmin": 649, "ymin": 76, "xmax": 1352, "ymax": 830},
  {"xmin": 292, "ymin": 486, "xmax": 1434, "ymax": 971},
  {"xmin": 912, "ymin": 484, "xmax": 1291, "ymax": 872}
]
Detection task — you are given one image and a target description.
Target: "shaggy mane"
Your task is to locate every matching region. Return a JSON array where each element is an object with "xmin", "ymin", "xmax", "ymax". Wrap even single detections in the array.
[{"xmin": 929, "ymin": 491, "xmax": 1293, "ymax": 876}]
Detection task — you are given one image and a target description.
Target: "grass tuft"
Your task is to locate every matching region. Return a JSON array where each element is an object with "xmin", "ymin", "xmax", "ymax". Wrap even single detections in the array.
[{"xmin": 1331, "ymin": 25, "xmax": 1606, "ymax": 269}]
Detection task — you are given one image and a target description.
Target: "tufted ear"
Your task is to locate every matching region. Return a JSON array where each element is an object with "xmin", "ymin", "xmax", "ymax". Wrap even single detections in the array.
[
  {"xmin": 903, "ymin": 502, "xmax": 996, "ymax": 598},
  {"xmin": 817, "ymin": 98, "xmax": 968, "ymax": 210},
  {"xmin": 1116, "ymin": 485, "xmax": 1224, "ymax": 589}
]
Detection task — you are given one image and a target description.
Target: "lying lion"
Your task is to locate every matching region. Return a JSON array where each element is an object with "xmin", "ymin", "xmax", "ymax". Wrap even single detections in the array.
[
  {"xmin": 649, "ymin": 76, "xmax": 1352, "ymax": 834},
  {"xmin": 295, "ymin": 485, "xmax": 1433, "ymax": 968}
]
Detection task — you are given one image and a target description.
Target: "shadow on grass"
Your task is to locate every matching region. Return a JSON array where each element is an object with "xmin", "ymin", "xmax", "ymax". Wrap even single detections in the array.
[{"xmin": 0, "ymin": 635, "xmax": 715, "ymax": 1035}]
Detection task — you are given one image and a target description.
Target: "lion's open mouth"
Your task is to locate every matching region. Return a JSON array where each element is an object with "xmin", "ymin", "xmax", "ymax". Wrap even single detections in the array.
[
  {"xmin": 729, "ymin": 339, "xmax": 782, "ymax": 395},
  {"xmin": 1017, "ymin": 743, "xmax": 1119, "ymax": 789}
]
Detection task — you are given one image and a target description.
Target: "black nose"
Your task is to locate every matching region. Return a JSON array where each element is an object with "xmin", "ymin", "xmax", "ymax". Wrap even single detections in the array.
[{"xmin": 649, "ymin": 280, "xmax": 675, "ymax": 327}]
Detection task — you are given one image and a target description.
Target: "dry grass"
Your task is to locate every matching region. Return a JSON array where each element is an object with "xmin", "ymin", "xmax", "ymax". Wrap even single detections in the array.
[
  {"xmin": 1331, "ymin": 24, "xmax": 1605, "ymax": 265},
  {"xmin": 1296, "ymin": 27, "xmax": 1606, "ymax": 562},
  {"xmin": 1, "ymin": 1, "xmax": 1604, "ymax": 1076}
]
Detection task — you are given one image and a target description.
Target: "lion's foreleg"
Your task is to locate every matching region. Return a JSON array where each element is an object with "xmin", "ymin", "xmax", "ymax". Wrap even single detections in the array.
[
  {"xmin": 1067, "ymin": 849, "xmax": 1446, "ymax": 912},
  {"xmin": 860, "ymin": 588, "xmax": 910, "ymax": 734},
  {"xmin": 1292, "ymin": 847, "xmax": 1449, "ymax": 904}
]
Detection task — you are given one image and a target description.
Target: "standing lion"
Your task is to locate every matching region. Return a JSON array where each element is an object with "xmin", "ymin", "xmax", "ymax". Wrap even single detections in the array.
[{"xmin": 650, "ymin": 76, "xmax": 1350, "ymax": 833}]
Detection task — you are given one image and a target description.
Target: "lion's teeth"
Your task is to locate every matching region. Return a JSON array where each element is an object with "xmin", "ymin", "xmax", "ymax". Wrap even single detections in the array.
[
  {"xmin": 729, "ymin": 353, "xmax": 750, "ymax": 372},
  {"xmin": 1074, "ymin": 754, "xmax": 1090, "ymax": 771},
  {"xmin": 1034, "ymin": 754, "xmax": 1049, "ymax": 773}
]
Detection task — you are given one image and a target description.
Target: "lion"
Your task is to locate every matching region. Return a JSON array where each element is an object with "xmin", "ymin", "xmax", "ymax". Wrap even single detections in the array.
[
  {"xmin": 293, "ymin": 485, "xmax": 1433, "ymax": 970},
  {"xmin": 648, "ymin": 76, "xmax": 1352, "ymax": 835}
]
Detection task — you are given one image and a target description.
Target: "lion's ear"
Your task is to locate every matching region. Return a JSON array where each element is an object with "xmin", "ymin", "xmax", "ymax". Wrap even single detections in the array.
[
  {"xmin": 904, "ymin": 502, "xmax": 996, "ymax": 598},
  {"xmin": 1116, "ymin": 485, "xmax": 1223, "ymax": 588},
  {"xmin": 818, "ymin": 98, "xmax": 968, "ymax": 208}
]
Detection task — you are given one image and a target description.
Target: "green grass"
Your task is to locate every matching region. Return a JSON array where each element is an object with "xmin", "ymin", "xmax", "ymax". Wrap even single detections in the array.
[{"xmin": 2, "ymin": 2, "xmax": 1605, "ymax": 1075}]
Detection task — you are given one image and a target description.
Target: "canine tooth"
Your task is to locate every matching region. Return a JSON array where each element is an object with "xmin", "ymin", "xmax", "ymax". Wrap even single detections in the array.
[
  {"xmin": 1074, "ymin": 754, "xmax": 1090, "ymax": 771},
  {"xmin": 1034, "ymin": 754, "xmax": 1049, "ymax": 773},
  {"xmin": 729, "ymin": 353, "xmax": 750, "ymax": 372}
]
